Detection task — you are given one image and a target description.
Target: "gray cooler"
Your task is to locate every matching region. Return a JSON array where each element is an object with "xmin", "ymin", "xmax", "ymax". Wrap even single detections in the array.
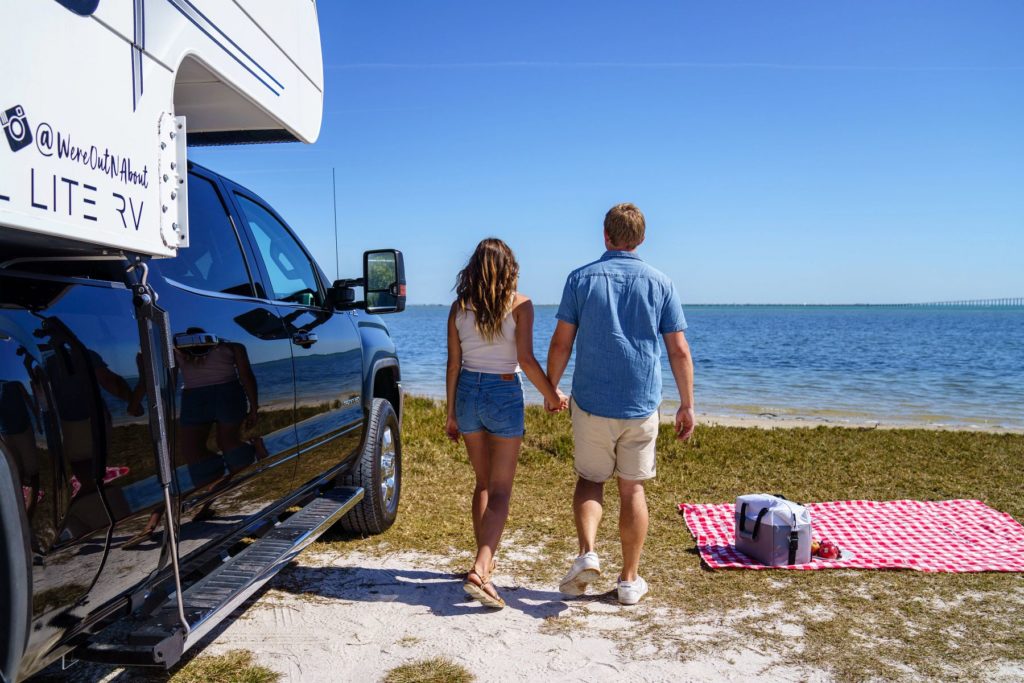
[{"xmin": 734, "ymin": 494, "xmax": 812, "ymax": 566}]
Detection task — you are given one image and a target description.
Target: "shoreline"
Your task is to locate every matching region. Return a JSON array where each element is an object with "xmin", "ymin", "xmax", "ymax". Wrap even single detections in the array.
[
  {"xmin": 403, "ymin": 393, "xmax": 1023, "ymax": 434},
  {"xmin": 685, "ymin": 411, "xmax": 1024, "ymax": 434}
]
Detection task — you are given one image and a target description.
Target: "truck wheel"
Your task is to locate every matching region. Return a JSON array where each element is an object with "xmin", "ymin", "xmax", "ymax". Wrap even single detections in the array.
[
  {"xmin": 337, "ymin": 398, "xmax": 401, "ymax": 535},
  {"xmin": 1, "ymin": 445, "xmax": 31, "ymax": 683}
]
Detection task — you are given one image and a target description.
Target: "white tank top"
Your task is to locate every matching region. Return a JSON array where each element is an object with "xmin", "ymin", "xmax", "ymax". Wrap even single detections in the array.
[{"xmin": 455, "ymin": 308, "xmax": 520, "ymax": 374}]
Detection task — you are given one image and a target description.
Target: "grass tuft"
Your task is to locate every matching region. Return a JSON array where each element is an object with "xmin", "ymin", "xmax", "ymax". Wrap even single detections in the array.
[
  {"xmin": 383, "ymin": 657, "xmax": 474, "ymax": 683},
  {"xmin": 168, "ymin": 649, "xmax": 279, "ymax": 683}
]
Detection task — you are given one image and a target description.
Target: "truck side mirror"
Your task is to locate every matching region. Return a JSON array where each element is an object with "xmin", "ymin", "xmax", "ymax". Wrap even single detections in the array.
[
  {"xmin": 329, "ymin": 283, "xmax": 356, "ymax": 307},
  {"xmin": 363, "ymin": 249, "xmax": 406, "ymax": 314}
]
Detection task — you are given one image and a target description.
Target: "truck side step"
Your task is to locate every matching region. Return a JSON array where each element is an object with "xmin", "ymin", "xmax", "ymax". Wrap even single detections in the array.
[{"xmin": 77, "ymin": 486, "xmax": 364, "ymax": 668}]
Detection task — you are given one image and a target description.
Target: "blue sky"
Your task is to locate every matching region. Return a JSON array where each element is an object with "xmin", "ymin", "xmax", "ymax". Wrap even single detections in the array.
[{"xmin": 191, "ymin": 1, "xmax": 1024, "ymax": 305}]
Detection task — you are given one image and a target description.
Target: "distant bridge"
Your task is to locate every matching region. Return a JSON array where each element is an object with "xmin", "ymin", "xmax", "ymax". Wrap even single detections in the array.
[{"xmin": 901, "ymin": 298, "xmax": 1024, "ymax": 308}]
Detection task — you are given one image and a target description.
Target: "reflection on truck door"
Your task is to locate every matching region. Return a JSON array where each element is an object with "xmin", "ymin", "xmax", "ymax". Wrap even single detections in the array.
[
  {"xmin": 148, "ymin": 170, "xmax": 298, "ymax": 558},
  {"xmin": 231, "ymin": 193, "xmax": 364, "ymax": 487}
]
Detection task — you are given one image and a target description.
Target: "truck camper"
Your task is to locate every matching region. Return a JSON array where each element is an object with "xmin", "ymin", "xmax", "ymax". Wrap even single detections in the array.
[
  {"xmin": 1, "ymin": 3, "xmax": 408, "ymax": 679},
  {"xmin": 1, "ymin": 0, "xmax": 323, "ymax": 257}
]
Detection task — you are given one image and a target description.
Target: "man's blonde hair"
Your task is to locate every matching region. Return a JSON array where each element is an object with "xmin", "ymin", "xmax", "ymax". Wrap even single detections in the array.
[{"xmin": 604, "ymin": 203, "xmax": 645, "ymax": 249}]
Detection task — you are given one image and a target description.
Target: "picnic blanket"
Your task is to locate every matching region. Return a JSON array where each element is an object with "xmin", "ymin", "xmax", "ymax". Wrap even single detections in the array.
[{"xmin": 679, "ymin": 499, "xmax": 1024, "ymax": 572}]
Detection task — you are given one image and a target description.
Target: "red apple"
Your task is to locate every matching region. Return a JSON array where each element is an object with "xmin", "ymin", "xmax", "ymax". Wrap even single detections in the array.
[{"xmin": 818, "ymin": 539, "xmax": 840, "ymax": 559}]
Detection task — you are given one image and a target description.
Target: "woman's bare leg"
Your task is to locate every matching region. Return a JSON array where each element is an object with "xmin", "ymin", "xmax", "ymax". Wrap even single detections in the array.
[
  {"xmin": 463, "ymin": 432, "xmax": 490, "ymax": 549},
  {"xmin": 471, "ymin": 433, "xmax": 520, "ymax": 578}
]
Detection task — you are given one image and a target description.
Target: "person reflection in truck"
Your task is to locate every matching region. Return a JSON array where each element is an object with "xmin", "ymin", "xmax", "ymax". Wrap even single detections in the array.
[
  {"xmin": 34, "ymin": 317, "xmax": 139, "ymax": 541},
  {"xmin": 446, "ymin": 238, "xmax": 568, "ymax": 610},
  {"xmin": 124, "ymin": 328, "xmax": 266, "ymax": 548},
  {"xmin": 0, "ymin": 378, "xmax": 40, "ymax": 517}
]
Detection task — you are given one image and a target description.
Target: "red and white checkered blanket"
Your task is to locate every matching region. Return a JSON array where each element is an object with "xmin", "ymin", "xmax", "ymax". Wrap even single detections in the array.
[{"xmin": 679, "ymin": 499, "xmax": 1024, "ymax": 572}]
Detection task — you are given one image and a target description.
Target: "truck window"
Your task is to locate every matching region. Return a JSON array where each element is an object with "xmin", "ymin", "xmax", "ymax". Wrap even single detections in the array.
[
  {"xmin": 235, "ymin": 195, "xmax": 323, "ymax": 307},
  {"xmin": 156, "ymin": 176, "xmax": 255, "ymax": 297}
]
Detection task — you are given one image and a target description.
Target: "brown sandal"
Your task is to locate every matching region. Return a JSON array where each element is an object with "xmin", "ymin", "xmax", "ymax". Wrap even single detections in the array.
[{"xmin": 463, "ymin": 569, "xmax": 505, "ymax": 609}]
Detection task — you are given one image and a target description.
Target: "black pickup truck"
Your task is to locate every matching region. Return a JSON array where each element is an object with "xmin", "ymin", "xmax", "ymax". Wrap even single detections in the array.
[{"xmin": 0, "ymin": 162, "xmax": 406, "ymax": 681}]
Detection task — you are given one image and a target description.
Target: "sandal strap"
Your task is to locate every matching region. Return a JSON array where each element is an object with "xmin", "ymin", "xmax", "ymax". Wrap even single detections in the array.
[{"xmin": 466, "ymin": 570, "xmax": 501, "ymax": 601}]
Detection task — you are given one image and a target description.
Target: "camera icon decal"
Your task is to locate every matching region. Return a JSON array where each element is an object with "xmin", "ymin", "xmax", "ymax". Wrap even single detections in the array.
[{"xmin": 2, "ymin": 105, "xmax": 33, "ymax": 153}]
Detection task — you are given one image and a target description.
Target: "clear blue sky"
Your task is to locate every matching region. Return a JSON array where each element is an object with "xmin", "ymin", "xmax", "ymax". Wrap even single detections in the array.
[{"xmin": 191, "ymin": 1, "xmax": 1024, "ymax": 305}]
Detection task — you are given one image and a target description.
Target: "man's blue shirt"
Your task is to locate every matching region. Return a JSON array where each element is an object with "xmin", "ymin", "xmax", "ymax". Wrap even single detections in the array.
[{"xmin": 556, "ymin": 250, "xmax": 687, "ymax": 419}]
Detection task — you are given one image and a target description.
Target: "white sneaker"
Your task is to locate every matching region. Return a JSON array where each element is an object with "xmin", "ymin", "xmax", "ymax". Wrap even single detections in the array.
[
  {"xmin": 559, "ymin": 552, "xmax": 601, "ymax": 596},
  {"xmin": 617, "ymin": 576, "xmax": 649, "ymax": 605}
]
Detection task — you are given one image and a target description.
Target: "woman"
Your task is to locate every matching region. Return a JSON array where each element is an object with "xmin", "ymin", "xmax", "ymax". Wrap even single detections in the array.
[
  {"xmin": 123, "ymin": 329, "xmax": 266, "ymax": 548},
  {"xmin": 446, "ymin": 238, "xmax": 566, "ymax": 609}
]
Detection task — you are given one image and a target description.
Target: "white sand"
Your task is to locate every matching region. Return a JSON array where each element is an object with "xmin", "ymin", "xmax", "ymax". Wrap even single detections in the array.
[
  {"xmin": 49, "ymin": 549, "xmax": 1019, "ymax": 681},
  {"xmin": 184, "ymin": 550, "xmax": 826, "ymax": 682}
]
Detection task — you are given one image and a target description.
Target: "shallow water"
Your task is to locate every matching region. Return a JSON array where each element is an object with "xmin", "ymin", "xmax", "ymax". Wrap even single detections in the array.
[{"xmin": 384, "ymin": 305, "xmax": 1024, "ymax": 430}]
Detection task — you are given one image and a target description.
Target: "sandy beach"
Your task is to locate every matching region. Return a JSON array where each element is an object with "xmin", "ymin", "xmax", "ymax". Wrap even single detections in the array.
[
  {"xmin": 53, "ymin": 547, "xmax": 1024, "ymax": 683},
  {"xmin": 59, "ymin": 549, "xmax": 834, "ymax": 682}
]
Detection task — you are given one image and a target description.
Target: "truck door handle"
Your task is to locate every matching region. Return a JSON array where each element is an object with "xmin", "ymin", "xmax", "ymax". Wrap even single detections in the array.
[{"xmin": 292, "ymin": 331, "xmax": 318, "ymax": 347}]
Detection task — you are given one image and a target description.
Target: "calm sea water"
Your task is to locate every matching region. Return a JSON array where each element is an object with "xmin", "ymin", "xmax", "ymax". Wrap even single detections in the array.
[{"xmin": 383, "ymin": 305, "xmax": 1024, "ymax": 430}]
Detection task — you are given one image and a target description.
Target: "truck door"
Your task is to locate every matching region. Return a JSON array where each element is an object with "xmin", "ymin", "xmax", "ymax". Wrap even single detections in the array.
[
  {"xmin": 146, "ymin": 168, "xmax": 298, "ymax": 560},
  {"xmin": 228, "ymin": 191, "xmax": 365, "ymax": 488}
]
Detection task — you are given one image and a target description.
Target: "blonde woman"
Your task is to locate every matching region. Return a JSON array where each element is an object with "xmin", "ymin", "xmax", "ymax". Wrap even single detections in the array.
[{"xmin": 446, "ymin": 238, "xmax": 567, "ymax": 609}]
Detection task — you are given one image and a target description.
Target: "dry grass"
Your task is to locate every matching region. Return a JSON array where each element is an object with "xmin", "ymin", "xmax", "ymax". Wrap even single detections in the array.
[
  {"xmin": 383, "ymin": 657, "xmax": 474, "ymax": 683},
  {"xmin": 322, "ymin": 397, "xmax": 1024, "ymax": 681},
  {"xmin": 168, "ymin": 649, "xmax": 279, "ymax": 683}
]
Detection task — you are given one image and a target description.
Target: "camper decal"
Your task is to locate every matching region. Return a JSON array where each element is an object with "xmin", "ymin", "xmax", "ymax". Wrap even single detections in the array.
[
  {"xmin": 1, "ymin": 105, "xmax": 33, "ymax": 153},
  {"xmin": 1, "ymin": 105, "xmax": 149, "ymax": 231}
]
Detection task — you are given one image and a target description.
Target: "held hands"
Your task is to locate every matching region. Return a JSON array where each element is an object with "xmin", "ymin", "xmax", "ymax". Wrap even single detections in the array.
[
  {"xmin": 545, "ymin": 389, "xmax": 569, "ymax": 414},
  {"xmin": 675, "ymin": 406, "xmax": 696, "ymax": 441},
  {"xmin": 445, "ymin": 414, "xmax": 461, "ymax": 443},
  {"xmin": 126, "ymin": 399, "xmax": 144, "ymax": 418}
]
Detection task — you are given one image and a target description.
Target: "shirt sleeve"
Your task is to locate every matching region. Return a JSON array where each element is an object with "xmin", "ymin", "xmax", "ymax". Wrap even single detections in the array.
[
  {"xmin": 555, "ymin": 275, "xmax": 579, "ymax": 326},
  {"xmin": 658, "ymin": 282, "xmax": 688, "ymax": 334}
]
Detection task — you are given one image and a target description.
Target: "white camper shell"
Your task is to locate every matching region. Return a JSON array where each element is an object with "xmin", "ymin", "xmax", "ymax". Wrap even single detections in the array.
[{"xmin": 0, "ymin": 0, "xmax": 324, "ymax": 257}]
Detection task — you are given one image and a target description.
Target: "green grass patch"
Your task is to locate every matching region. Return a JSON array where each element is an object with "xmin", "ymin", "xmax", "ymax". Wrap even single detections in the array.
[
  {"xmin": 323, "ymin": 397, "xmax": 1024, "ymax": 681},
  {"xmin": 383, "ymin": 657, "xmax": 474, "ymax": 683}
]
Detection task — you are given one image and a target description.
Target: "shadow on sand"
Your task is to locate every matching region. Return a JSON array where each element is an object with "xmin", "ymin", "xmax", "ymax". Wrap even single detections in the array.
[{"xmin": 269, "ymin": 564, "xmax": 575, "ymax": 620}]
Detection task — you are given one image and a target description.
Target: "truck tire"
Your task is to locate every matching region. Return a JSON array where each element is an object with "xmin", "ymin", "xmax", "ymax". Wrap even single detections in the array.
[
  {"xmin": 0, "ymin": 445, "xmax": 31, "ymax": 683},
  {"xmin": 337, "ymin": 398, "xmax": 401, "ymax": 535}
]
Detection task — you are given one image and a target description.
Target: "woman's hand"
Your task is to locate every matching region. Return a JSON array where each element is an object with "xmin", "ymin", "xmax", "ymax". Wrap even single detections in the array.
[
  {"xmin": 545, "ymin": 389, "xmax": 569, "ymax": 413},
  {"xmin": 445, "ymin": 414, "xmax": 461, "ymax": 443},
  {"xmin": 245, "ymin": 408, "xmax": 258, "ymax": 430}
]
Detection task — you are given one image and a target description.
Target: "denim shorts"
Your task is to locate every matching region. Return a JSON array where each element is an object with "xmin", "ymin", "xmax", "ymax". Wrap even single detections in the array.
[
  {"xmin": 456, "ymin": 370, "xmax": 525, "ymax": 439},
  {"xmin": 180, "ymin": 381, "xmax": 247, "ymax": 426}
]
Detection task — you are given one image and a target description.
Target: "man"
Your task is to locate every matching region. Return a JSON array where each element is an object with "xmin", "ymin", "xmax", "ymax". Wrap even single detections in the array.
[{"xmin": 547, "ymin": 202, "xmax": 695, "ymax": 605}]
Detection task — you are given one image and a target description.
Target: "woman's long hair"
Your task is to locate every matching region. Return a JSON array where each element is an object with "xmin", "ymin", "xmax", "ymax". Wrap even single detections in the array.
[{"xmin": 455, "ymin": 238, "xmax": 519, "ymax": 341}]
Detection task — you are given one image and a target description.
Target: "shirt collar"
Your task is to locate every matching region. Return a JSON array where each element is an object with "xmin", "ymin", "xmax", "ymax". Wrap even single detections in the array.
[{"xmin": 601, "ymin": 249, "xmax": 642, "ymax": 261}]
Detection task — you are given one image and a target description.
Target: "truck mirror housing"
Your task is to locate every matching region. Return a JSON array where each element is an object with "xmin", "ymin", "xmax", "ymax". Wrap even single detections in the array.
[{"xmin": 364, "ymin": 250, "xmax": 406, "ymax": 314}]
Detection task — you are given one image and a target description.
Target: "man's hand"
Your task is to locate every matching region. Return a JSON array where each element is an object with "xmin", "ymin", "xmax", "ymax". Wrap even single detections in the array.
[
  {"xmin": 675, "ymin": 406, "xmax": 695, "ymax": 441},
  {"xmin": 445, "ymin": 414, "xmax": 461, "ymax": 443},
  {"xmin": 245, "ymin": 409, "xmax": 258, "ymax": 431}
]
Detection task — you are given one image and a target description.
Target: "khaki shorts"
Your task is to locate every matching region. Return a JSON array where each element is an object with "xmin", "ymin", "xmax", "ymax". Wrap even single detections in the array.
[{"xmin": 570, "ymin": 398, "xmax": 659, "ymax": 483}]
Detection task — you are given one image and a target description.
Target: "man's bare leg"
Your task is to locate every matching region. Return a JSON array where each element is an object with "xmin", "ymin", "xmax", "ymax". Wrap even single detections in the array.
[
  {"xmin": 618, "ymin": 477, "xmax": 648, "ymax": 582},
  {"xmin": 574, "ymin": 477, "xmax": 604, "ymax": 555}
]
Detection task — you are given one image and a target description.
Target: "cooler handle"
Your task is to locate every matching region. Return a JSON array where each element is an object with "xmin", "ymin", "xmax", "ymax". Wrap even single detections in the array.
[{"xmin": 738, "ymin": 503, "xmax": 769, "ymax": 539}]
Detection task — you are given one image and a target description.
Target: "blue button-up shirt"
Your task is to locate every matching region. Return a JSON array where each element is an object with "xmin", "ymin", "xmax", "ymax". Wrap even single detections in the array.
[{"xmin": 556, "ymin": 250, "xmax": 687, "ymax": 419}]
